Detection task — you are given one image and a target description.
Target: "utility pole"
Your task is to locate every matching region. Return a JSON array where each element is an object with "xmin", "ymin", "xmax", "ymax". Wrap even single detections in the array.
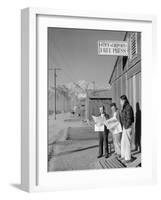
[
  {"xmin": 92, "ymin": 81, "xmax": 95, "ymax": 95},
  {"xmin": 49, "ymin": 67, "xmax": 62, "ymax": 120}
]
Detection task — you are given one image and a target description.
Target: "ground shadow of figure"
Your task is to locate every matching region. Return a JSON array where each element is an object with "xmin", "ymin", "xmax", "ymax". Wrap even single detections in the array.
[{"xmin": 135, "ymin": 102, "xmax": 141, "ymax": 152}]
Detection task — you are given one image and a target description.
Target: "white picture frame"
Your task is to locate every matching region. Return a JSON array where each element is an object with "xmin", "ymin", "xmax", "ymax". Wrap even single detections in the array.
[{"xmin": 21, "ymin": 7, "xmax": 157, "ymax": 192}]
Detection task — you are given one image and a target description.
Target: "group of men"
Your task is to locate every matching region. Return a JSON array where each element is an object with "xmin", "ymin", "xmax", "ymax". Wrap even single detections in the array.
[{"xmin": 97, "ymin": 95, "xmax": 134, "ymax": 164}]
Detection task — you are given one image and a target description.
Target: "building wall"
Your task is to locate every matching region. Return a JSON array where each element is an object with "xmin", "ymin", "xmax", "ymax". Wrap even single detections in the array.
[{"xmin": 109, "ymin": 32, "xmax": 141, "ymax": 148}]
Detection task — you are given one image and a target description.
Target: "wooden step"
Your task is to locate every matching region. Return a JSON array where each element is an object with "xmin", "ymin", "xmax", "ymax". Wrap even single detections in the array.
[
  {"xmin": 126, "ymin": 154, "xmax": 141, "ymax": 168},
  {"xmin": 118, "ymin": 153, "xmax": 141, "ymax": 168},
  {"xmin": 95, "ymin": 156, "xmax": 126, "ymax": 169}
]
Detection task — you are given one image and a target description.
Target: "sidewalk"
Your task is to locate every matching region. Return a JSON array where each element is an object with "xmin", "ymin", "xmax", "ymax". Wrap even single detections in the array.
[
  {"xmin": 48, "ymin": 125, "xmax": 99, "ymax": 171},
  {"xmin": 48, "ymin": 112, "xmax": 91, "ymax": 162},
  {"xmin": 48, "ymin": 112, "xmax": 85, "ymax": 145}
]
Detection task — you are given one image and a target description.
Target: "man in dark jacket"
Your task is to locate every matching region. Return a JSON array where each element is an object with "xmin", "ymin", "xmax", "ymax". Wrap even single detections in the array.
[
  {"xmin": 97, "ymin": 105, "xmax": 110, "ymax": 159},
  {"xmin": 120, "ymin": 95, "xmax": 134, "ymax": 163}
]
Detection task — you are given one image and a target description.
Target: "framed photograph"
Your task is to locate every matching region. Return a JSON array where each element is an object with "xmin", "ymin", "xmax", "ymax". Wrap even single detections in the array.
[{"xmin": 21, "ymin": 8, "xmax": 157, "ymax": 192}]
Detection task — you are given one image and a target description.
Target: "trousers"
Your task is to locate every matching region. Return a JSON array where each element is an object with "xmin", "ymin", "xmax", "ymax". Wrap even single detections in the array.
[
  {"xmin": 121, "ymin": 127, "xmax": 132, "ymax": 161},
  {"xmin": 98, "ymin": 131, "xmax": 109, "ymax": 156},
  {"xmin": 113, "ymin": 133, "xmax": 121, "ymax": 155}
]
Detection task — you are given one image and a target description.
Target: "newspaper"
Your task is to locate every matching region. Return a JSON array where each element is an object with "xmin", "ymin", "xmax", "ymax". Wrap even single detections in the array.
[
  {"xmin": 92, "ymin": 115, "xmax": 105, "ymax": 132},
  {"xmin": 92, "ymin": 115, "xmax": 122, "ymax": 134},
  {"xmin": 104, "ymin": 117, "xmax": 122, "ymax": 134}
]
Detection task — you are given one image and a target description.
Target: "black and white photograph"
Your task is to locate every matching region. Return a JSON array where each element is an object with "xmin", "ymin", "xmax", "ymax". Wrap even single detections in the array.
[{"xmin": 47, "ymin": 28, "xmax": 141, "ymax": 172}]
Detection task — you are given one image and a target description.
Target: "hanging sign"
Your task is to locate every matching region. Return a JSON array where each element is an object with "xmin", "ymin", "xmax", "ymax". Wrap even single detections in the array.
[{"xmin": 98, "ymin": 40, "xmax": 128, "ymax": 56}]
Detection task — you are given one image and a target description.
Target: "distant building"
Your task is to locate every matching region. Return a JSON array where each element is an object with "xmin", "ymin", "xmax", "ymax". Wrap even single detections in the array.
[
  {"xmin": 48, "ymin": 88, "xmax": 72, "ymax": 115},
  {"xmin": 109, "ymin": 32, "xmax": 141, "ymax": 149},
  {"xmin": 86, "ymin": 89, "xmax": 112, "ymax": 121}
]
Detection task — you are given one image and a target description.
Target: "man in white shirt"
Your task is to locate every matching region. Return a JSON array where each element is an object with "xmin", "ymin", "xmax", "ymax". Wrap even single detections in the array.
[{"xmin": 110, "ymin": 103, "xmax": 122, "ymax": 157}]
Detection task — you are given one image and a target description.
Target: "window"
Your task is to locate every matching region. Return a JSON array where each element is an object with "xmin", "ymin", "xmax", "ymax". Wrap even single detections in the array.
[{"xmin": 130, "ymin": 33, "xmax": 137, "ymax": 60}]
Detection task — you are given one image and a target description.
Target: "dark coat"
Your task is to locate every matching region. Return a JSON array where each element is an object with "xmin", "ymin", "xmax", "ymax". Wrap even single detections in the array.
[{"xmin": 121, "ymin": 102, "xmax": 134, "ymax": 129}]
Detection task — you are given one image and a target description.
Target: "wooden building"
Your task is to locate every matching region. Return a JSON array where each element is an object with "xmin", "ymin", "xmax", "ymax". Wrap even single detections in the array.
[
  {"xmin": 109, "ymin": 32, "xmax": 141, "ymax": 149},
  {"xmin": 86, "ymin": 89, "xmax": 112, "ymax": 121}
]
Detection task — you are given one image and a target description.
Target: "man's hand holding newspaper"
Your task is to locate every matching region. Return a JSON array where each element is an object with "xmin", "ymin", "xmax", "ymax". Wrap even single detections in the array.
[
  {"xmin": 104, "ymin": 117, "xmax": 122, "ymax": 134},
  {"xmin": 92, "ymin": 115, "xmax": 106, "ymax": 132}
]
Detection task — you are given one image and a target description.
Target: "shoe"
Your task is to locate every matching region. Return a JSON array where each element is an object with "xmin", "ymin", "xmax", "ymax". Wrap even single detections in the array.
[
  {"xmin": 131, "ymin": 155, "xmax": 136, "ymax": 161},
  {"xmin": 119, "ymin": 157, "xmax": 125, "ymax": 161},
  {"xmin": 97, "ymin": 155, "xmax": 103, "ymax": 159},
  {"xmin": 105, "ymin": 153, "xmax": 109, "ymax": 158},
  {"xmin": 125, "ymin": 160, "xmax": 131, "ymax": 164}
]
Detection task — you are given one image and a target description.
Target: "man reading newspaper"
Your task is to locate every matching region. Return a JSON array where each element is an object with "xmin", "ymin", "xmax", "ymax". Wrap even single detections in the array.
[
  {"xmin": 105, "ymin": 103, "xmax": 122, "ymax": 157},
  {"xmin": 92, "ymin": 106, "xmax": 109, "ymax": 158}
]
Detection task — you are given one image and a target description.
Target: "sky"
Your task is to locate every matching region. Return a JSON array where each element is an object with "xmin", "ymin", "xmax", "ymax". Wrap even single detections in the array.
[{"xmin": 48, "ymin": 28, "xmax": 126, "ymax": 89}]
